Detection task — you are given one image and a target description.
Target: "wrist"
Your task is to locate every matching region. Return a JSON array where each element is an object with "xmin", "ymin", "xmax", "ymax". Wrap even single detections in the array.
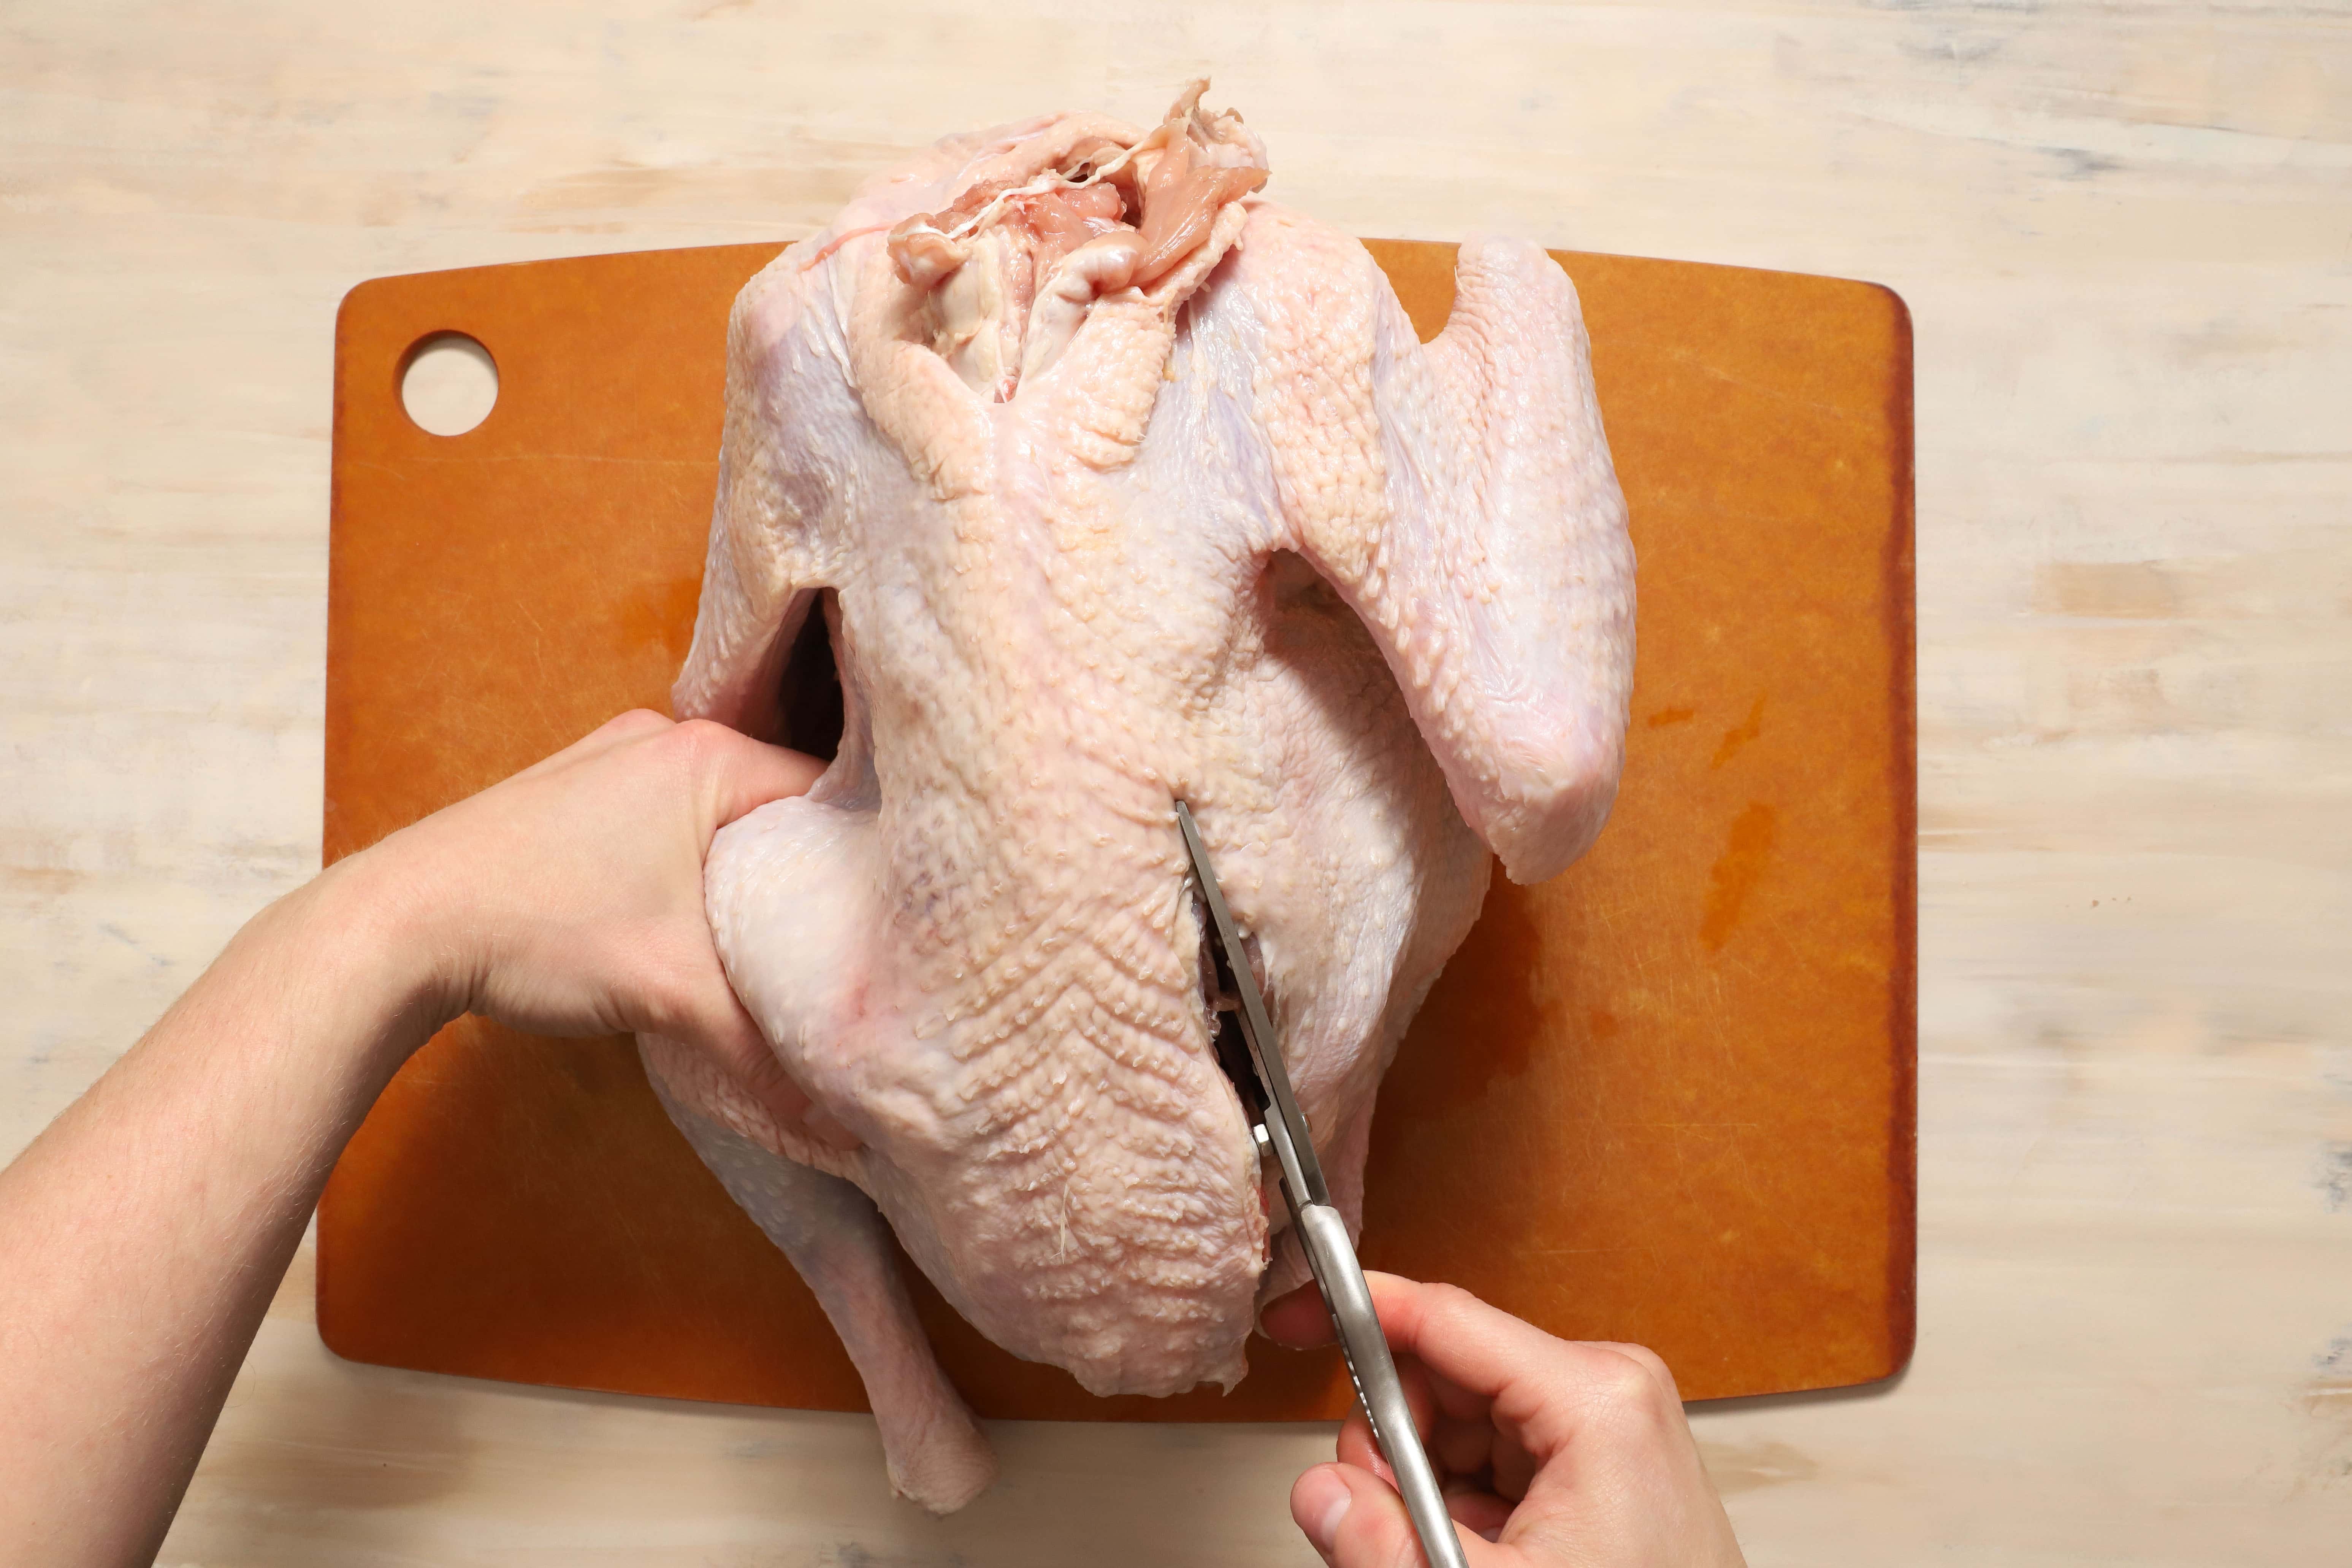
[{"xmin": 274, "ymin": 841, "xmax": 471, "ymax": 1074}]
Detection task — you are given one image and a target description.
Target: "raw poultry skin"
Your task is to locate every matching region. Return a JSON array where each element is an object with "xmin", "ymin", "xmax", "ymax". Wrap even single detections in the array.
[{"xmin": 638, "ymin": 88, "xmax": 1634, "ymax": 1513}]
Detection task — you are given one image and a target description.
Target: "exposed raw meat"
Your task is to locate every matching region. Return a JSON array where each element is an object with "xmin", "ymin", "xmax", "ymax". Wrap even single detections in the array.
[{"xmin": 639, "ymin": 84, "xmax": 1634, "ymax": 1512}]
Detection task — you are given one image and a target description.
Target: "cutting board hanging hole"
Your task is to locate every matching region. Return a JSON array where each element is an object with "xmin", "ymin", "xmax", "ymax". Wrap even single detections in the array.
[{"xmin": 400, "ymin": 331, "xmax": 498, "ymax": 436}]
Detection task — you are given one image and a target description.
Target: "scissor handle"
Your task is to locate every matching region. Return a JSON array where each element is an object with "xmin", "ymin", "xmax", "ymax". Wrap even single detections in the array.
[{"xmin": 1295, "ymin": 1203, "xmax": 1472, "ymax": 1568}]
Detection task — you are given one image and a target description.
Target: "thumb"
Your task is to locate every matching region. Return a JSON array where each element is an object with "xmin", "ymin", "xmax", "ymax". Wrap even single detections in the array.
[
  {"xmin": 684, "ymin": 721, "xmax": 827, "ymax": 832},
  {"xmin": 1293, "ymin": 1462, "xmax": 1496, "ymax": 1568}
]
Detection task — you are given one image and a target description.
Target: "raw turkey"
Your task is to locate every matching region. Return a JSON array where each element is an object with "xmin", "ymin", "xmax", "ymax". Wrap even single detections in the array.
[{"xmin": 637, "ymin": 84, "xmax": 1634, "ymax": 1512}]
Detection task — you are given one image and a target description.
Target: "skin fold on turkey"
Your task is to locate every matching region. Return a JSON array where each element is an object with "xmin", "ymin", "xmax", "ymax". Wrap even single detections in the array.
[{"xmin": 636, "ymin": 84, "xmax": 1635, "ymax": 1513}]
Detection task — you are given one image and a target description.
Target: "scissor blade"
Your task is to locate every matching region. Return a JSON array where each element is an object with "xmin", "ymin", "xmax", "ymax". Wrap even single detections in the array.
[
  {"xmin": 1174, "ymin": 802, "xmax": 1329, "ymax": 1208},
  {"xmin": 1175, "ymin": 806, "xmax": 1470, "ymax": 1568}
]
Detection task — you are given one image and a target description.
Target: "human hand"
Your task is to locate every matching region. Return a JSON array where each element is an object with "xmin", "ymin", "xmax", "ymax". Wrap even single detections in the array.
[
  {"xmin": 0, "ymin": 710, "xmax": 826, "ymax": 1568},
  {"xmin": 1263, "ymin": 1273, "xmax": 1745, "ymax": 1568},
  {"xmin": 339, "ymin": 710, "xmax": 823, "ymax": 1118}
]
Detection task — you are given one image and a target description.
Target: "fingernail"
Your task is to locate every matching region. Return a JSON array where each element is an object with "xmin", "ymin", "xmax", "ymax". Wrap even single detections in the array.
[{"xmin": 1298, "ymin": 1467, "xmax": 1353, "ymax": 1555}]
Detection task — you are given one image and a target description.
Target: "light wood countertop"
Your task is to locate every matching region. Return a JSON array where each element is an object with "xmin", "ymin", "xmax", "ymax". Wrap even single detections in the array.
[{"xmin": 6, "ymin": 2, "xmax": 2348, "ymax": 1561}]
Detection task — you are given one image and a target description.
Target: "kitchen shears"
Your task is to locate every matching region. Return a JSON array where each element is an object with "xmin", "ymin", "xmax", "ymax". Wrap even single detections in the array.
[{"xmin": 1175, "ymin": 801, "xmax": 1471, "ymax": 1568}]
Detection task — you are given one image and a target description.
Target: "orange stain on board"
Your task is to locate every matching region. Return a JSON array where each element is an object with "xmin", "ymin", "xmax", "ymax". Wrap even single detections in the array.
[
  {"xmin": 1711, "ymin": 695, "xmax": 1766, "ymax": 768},
  {"xmin": 1701, "ymin": 802, "xmax": 1779, "ymax": 951},
  {"xmin": 1646, "ymin": 706, "xmax": 1697, "ymax": 728},
  {"xmin": 1395, "ymin": 878, "xmax": 1545, "ymax": 1111},
  {"xmin": 616, "ymin": 573, "xmax": 704, "ymax": 664}
]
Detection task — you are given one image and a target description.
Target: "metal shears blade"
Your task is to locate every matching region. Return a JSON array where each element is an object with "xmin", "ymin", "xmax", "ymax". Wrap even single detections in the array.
[{"xmin": 1175, "ymin": 802, "xmax": 1470, "ymax": 1568}]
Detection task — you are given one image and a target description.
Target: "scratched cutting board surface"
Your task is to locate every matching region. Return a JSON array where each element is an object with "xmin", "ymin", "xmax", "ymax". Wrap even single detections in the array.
[{"xmin": 318, "ymin": 238, "xmax": 1914, "ymax": 1419}]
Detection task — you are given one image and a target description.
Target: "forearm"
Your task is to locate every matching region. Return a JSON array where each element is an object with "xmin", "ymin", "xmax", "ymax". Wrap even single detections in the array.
[
  {"xmin": 0, "ymin": 713, "xmax": 815, "ymax": 1566},
  {"xmin": 0, "ymin": 855, "xmax": 448, "ymax": 1567}
]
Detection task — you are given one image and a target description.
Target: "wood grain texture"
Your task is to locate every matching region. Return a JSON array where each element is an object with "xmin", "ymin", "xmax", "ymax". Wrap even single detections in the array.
[
  {"xmin": 314, "ymin": 241, "xmax": 1912, "ymax": 1415},
  {"xmin": 5, "ymin": 0, "xmax": 2348, "ymax": 1562}
]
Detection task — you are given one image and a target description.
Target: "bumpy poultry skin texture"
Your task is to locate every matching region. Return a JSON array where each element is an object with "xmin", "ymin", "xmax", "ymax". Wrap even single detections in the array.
[{"xmin": 637, "ymin": 90, "xmax": 1633, "ymax": 1513}]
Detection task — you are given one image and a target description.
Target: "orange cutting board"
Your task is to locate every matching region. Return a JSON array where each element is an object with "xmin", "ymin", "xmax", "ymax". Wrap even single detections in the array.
[{"xmin": 319, "ymin": 238, "xmax": 1914, "ymax": 1417}]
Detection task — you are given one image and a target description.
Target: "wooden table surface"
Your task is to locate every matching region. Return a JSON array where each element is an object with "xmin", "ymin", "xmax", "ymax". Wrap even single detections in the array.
[{"xmin": 6, "ymin": 3, "xmax": 2347, "ymax": 1563}]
